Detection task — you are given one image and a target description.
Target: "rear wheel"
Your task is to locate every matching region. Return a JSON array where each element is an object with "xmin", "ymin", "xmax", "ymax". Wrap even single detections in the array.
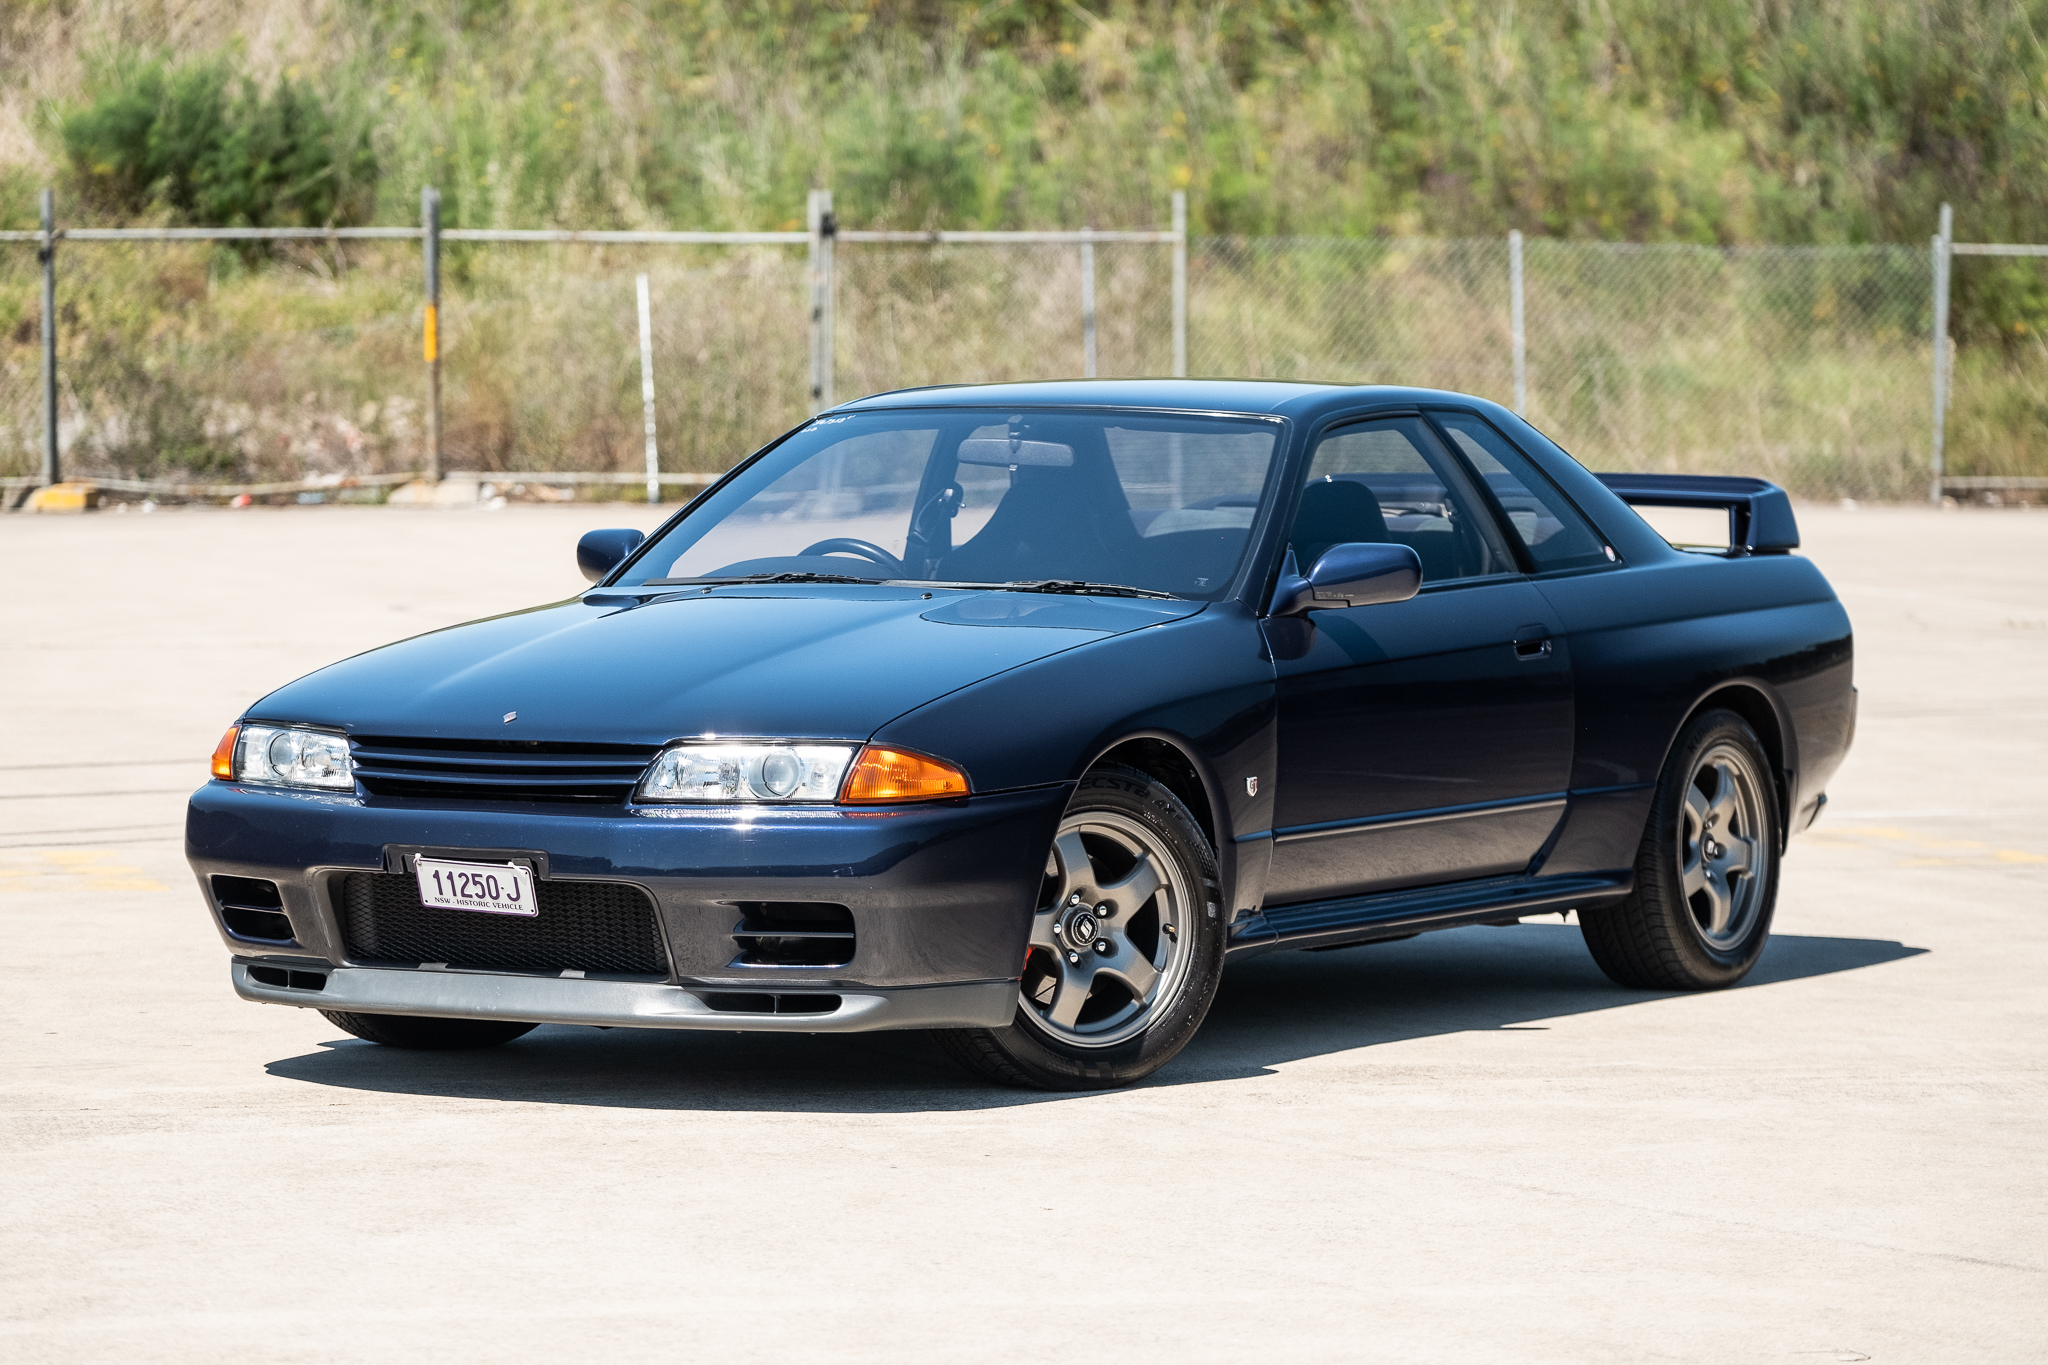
[
  {"xmin": 934, "ymin": 765, "xmax": 1224, "ymax": 1089},
  {"xmin": 1580, "ymin": 708, "xmax": 1780, "ymax": 990},
  {"xmin": 319, "ymin": 1010, "xmax": 538, "ymax": 1050}
]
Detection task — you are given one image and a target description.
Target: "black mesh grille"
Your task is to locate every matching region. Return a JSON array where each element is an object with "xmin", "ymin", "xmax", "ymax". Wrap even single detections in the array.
[
  {"xmin": 351, "ymin": 736, "xmax": 659, "ymax": 804},
  {"xmin": 335, "ymin": 871, "xmax": 668, "ymax": 976}
]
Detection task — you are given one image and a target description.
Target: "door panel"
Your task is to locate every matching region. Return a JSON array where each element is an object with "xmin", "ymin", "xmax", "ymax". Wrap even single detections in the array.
[
  {"xmin": 1270, "ymin": 796, "xmax": 1568, "ymax": 901},
  {"xmin": 1265, "ymin": 413, "xmax": 1574, "ymax": 906},
  {"xmin": 1266, "ymin": 581, "xmax": 1574, "ymax": 902}
]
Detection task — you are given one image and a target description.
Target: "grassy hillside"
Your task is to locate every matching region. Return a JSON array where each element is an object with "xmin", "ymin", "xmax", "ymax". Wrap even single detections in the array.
[
  {"xmin": 16, "ymin": 2, "xmax": 2048, "ymax": 244},
  {"xmin": 4, "ymin": 1, "xmax": 2048, "ymax": 493}
]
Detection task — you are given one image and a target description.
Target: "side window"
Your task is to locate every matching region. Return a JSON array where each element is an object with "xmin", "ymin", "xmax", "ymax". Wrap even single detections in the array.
[
  {"xmin": 1433, "ymin": 412, "xmax": 1612, "ymax": 572},
  {"xmin": 1293, "ymin": 416, "xmax": 1517, "ymax": 585}
]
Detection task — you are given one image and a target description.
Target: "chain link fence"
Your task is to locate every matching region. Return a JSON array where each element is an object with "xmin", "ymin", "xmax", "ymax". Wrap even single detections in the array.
[
  {"xmin": 6, "ymin": 202, "xmax": 2038, "ymax": 506},
  {"xmin": 439, "ymin": 243, "xmax": 811, "ymax": 480},
  {"xmin": 1943, "ymin": 248, "xmax": 2048, "ymax": 502},
  {"xmin": 1192, "ymin": 237, "xmax": 1936, "ymax": 500},
  {"xmin": 0, "ymin": 236, "xmax": 423, "ymax": 492},
  {"xmin": 1528, "ymin": 241, "xmax": 1933, "ymax": 501},
  {"xmin": 1192, "ymin": 236, "xmax": 1516, "ymax": 392},
  {"xmin": 836, "ymin": 239, "xmax": 1175, "ymax": 397}
]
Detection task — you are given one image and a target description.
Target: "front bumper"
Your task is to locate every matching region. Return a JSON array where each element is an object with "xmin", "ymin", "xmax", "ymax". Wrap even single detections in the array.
[
  {"xmin": 189, "ymin": 781, "xmax": 1070, "ymax": 1026},
  {"xmin": 233, "ymin": 961, "xmax": 1014, "ymax": 1031}
]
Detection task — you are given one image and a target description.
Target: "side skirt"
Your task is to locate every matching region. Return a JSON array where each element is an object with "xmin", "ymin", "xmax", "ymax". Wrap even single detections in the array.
[{"xmin": 1225, "ymin": 870, "xmax": 1633, "ymax": 960}]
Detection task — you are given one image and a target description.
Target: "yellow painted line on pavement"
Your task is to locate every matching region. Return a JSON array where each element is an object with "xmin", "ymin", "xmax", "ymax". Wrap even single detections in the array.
[
  {"xmin": 0, "ymin": 849, "xmax": 169, "ymax": 893},
  {"xmin": 1808, "ymin": 826, "xmax": 2045, "ymax": 869}
]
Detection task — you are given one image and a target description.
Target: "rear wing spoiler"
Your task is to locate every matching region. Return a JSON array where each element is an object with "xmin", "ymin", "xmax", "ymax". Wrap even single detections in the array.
[{"xmin": 1594, "ymin": 473, "xmax": 1799, "ymax": 555}]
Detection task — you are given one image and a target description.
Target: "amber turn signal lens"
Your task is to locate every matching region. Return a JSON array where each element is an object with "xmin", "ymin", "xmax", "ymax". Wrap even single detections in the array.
[
  {"xmin": 211, "ymin": 725, "xmax": 240, "ymax": 779},
  {"xmin": 839, "ymin": 746, "xmax": 969, "ymax": 804}
]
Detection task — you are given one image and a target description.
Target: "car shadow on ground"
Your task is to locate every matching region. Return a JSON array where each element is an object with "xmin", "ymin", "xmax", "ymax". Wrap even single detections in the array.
[{"xmin": 263, "ymin": 924, "xmax": 1925, "ymax": 1113}]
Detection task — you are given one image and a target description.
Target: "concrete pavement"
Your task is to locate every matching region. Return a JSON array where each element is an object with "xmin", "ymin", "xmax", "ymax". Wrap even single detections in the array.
[{"xmin": 1, "ymin": 501, "xmax": 2041, "ymax": 1362}]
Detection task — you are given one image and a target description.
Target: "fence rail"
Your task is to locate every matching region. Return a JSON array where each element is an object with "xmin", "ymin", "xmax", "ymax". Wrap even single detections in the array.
[
  {"xmin": 1, "ymin": 190, "xmax": 2035, "ymax": 507},
  {"xmin": 0, "ymin": 468, "xmax": 723, "ymax": 499},
  {"xmin": 4, "ymin": 186, "xmax": 1191, "ymax": 504},
  {"xmin": 0, "ymin": 226, "xmax": 425, "ymax": 242},
  {"xmin": 0, "ymin": 227, "xmax": 1187, "ymax": 245}
]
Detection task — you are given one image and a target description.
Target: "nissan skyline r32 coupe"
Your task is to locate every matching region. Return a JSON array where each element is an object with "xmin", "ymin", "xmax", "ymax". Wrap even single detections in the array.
[{"xmin": 187, "ymin": 380, "xmax": 1855, "ymax": 1089}]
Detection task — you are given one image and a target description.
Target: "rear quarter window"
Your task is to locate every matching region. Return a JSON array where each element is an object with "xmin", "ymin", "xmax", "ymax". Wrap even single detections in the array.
[{"xmin": 1433, "ymin": 412, "xmax": 1613, "ymax": 572}]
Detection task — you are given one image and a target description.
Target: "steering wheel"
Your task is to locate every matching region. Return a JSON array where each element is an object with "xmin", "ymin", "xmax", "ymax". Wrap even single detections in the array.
[{"xmin": 797, "ymin": 537, "xmax": 907, "ymax": 576}]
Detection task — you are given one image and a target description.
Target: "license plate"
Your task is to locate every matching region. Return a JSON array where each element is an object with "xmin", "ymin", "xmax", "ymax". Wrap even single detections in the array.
[{"xmin": 414, "ymin": 857, "xmax": 538, "ymax": 917}]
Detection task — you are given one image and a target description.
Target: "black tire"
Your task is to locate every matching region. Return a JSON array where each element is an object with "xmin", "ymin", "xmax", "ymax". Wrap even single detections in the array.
[
  {"xmin": 1580, "ymin": 708, "xmax": 1781, "ymax": 990},
  {"xmin": 933, "ymin": 764, "xmax": 1225, "ymax": 1090},
  {"xmin": 319, "ymin": 1010, "xmax": 538, "ymax": 1050}
]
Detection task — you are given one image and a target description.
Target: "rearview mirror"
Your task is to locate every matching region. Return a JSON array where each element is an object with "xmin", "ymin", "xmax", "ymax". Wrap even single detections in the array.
[
  {"xmin": 956, "ymin": 436, "xmax": 1075, "ymax": 468},
  {"xmin": 1270, "ymin": 541, "xmax": 1422, "ymax": 616},
  {"xmin": 577, "ymin": 528, "xmax": 646, "ymax": 584}
]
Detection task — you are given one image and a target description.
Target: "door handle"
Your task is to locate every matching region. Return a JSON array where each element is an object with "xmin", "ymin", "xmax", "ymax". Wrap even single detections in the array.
[{"xmin": 1513, "ymin": 627, "xmax": 1553, "ymax": 660}]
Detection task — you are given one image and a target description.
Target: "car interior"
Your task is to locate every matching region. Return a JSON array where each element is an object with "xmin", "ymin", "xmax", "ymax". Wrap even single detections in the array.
[
  {"xmin": 638, "ymin": 409, "xmax": 1602, "ymax": 597},
  {"xmin": 1290, "ymin": 420, "xmax": 1515, "ymax": 583},
  {"xmin": 930, "ymin": 429, "xmax": 1260, "ymax": 596}
]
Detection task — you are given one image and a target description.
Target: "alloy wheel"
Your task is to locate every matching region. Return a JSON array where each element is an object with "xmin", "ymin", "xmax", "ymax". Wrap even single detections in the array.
[
  {"xmin": 1019, "ymin": 809, "xmax": 1193, "ymax": 1048},
  {"xmin": 1678, "ymin": 741, "xmax": 1770, "ymax": 950}
]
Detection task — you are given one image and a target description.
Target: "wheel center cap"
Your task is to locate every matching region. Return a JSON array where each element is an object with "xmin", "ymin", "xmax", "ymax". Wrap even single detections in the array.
[{"xmin": 1063, "ymin": 910, "xmax": 1101, "ymax": 947}]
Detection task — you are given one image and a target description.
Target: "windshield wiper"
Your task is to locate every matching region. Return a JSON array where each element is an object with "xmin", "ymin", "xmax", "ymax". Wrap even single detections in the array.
[
  {"xmin": 1000, "ymin": 579, "xmax": 1181, "ymax": 600},
  {"xmin": 646, "ymin": 572, "xmax": 883, "ymax": 586},
  {"xmin": 642, "ymin": 573, "xmax": 1177, "ymax": 598}
]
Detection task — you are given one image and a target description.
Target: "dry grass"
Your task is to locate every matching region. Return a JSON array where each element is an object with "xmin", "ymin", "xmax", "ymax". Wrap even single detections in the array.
[
  {"xmin": 0, "ymin": 233, "xmax": 2014, "ymax": 501},
  {"xmin": 4, "ymin": 2, "xmax": 2047, "ymax": 497}
]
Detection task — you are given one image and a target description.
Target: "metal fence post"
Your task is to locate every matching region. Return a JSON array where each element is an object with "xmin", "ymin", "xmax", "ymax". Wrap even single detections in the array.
[
  {"xmin": 1509, "ymin": 229, "xmax": 1527, "ymax": 417},
  {"xmin": 636, "ymin": 273, "xmax": 660, "ymax": 505},
  {"xmin": 1171, "ymin": 192, "xmax": 1187, "ymax": 378},
  {"xmin": 422, "ymin": 185, "xmax": 442, "ymax": 482},
  {"xmin": 1930, "ymin": 202, "xmax": 1952, "ymax": 504},
  {"xmin": 808, "ymin": 189, "xmax": 836, "ymax": 411},
  {"xmin": 39, "ymin": 187, "xmax": 58, "ymax": 488},
  {"xmin": 1081, "ymin": 227, "xmax": 1098, "ymax": 378}
]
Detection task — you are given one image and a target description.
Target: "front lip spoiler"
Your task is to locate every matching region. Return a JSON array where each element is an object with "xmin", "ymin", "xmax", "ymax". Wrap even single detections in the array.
[{"xmin": 233, "ymin": 962, "xmax": 1016, "ymax": 1032}]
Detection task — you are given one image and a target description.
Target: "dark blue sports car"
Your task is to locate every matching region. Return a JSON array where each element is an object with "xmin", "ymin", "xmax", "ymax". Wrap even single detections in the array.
[{"xmin": 187, "ymin": 380, "xmax": 1855, "ymax": 1088}]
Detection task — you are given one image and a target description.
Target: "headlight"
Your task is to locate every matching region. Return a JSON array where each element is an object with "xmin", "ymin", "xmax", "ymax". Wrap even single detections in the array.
[
  {"xmin": 216, "ymin": 723, "xmax": 355, "ymax": 791},
  {"xmin": 636, "ymin": 742, "xmax": 858, "ymax": 803}
]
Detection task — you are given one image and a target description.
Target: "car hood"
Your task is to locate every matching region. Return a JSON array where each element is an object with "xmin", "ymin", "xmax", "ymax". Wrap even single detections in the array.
[{"xmin": 249, "ymin": 585, "xmax": 1203, "ymax": 745}]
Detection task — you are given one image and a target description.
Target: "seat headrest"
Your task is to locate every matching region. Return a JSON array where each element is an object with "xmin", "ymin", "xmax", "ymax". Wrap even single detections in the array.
[{"xmin": 1291, "ymin": 478, "xmax": 1389, "ymax": 567}]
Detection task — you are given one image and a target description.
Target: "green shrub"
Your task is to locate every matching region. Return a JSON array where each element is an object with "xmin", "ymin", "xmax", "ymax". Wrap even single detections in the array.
[
  {"xmin": 62, "ymin": 60, "xmax": 376, "ymax": 227},
  {"xmin": 16, "ymin": 1, "xmax": 2048, "ymax": 489}
]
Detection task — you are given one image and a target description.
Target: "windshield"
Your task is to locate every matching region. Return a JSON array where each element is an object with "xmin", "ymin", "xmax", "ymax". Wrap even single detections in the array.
[{"xmin": 616, "ymin": 407, "xmax": 1286, "ymax": 600}]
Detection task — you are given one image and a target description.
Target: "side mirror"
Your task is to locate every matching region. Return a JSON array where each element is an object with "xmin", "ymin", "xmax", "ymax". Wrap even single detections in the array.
[
  {"xmin": 1270, "ymin": 541, "xmax": 1422, "ymax": 616},
  {"xmin": 577, "ymin": 528, "xmax": 646, "ymax": 584}
]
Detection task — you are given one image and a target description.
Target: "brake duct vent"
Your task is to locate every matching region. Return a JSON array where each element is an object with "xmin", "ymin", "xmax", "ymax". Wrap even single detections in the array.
[{"xmin": 729, "ymin": 902, "xmax": 856, "ymax": 968}]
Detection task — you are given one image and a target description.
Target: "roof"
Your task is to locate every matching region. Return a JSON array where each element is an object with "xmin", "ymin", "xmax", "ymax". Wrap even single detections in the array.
[{"xmin": 837, "ymin": 378, "xmax": 1504, "ymax": 420}]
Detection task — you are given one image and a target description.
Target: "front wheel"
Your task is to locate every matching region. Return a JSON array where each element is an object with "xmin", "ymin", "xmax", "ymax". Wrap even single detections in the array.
[
  {"xmin": 933, "ymin": 765, "xmax": 1224, "ymax": 1090},
  {"xmin": 319, "ymin": 1010, "xmax": 538, "ymax": 1050},
  {"xmin": 1580, "ymin": 708, "xmax": 1781, "ymax": 990}
]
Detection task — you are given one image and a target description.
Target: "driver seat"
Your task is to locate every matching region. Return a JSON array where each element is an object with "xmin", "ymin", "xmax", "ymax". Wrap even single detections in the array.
[
  {"xmin": 938, "ymin": 465, "xmax": 1140, "ymax": 584},
  {"xmin": 1289, "ymin": 477, "xmax": 1390, "ymax": 570}
]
